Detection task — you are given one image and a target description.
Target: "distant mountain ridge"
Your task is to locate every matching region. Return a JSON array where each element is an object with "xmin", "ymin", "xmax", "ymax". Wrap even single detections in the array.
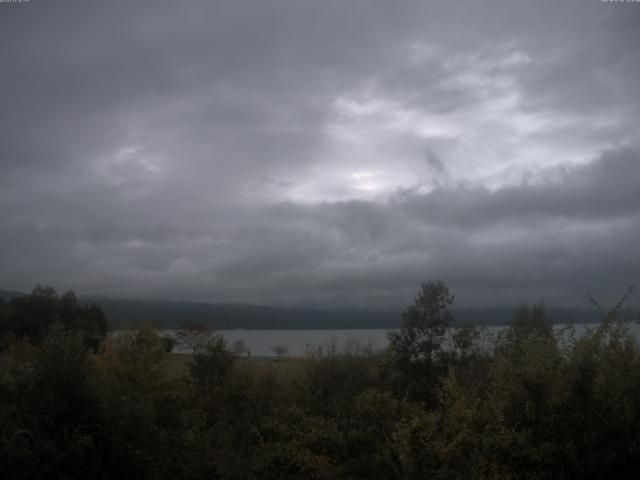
[
  {"xmin": 84, "ymin": 296, "xmax": 402, "ymax": 330},
  {"xmin": 0, "ymin": 289, "xmax": 27, "ymax": 301},
  {"xmin": 2, "ymin": 288, "xmax": 606, "ymax": 330}
]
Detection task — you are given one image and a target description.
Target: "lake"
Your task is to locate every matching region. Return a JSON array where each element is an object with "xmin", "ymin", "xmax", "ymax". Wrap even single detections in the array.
[{"xmin": 115, "ymin": 321, "xmax": 640, "ymax": 357}]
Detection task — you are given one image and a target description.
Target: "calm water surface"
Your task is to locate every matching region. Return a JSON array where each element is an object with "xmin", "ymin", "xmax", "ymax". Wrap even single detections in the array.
[{"xmin": 114, "ymin": 322, "xmax": 640, "ymax": 357}]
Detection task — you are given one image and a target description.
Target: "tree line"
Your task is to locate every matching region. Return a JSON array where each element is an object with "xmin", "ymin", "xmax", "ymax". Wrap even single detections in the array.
[{"xmin": 1, "ymin": 282, "xmax": 640, "ymax": 479}]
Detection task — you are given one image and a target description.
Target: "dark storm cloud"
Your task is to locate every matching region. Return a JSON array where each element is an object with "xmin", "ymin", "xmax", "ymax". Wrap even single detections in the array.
[
  {"xmin": 1, "ymin": 0, "xmax": 639, "ymax": 309},
  {"xmin": 399, "ymin": 148, "xmax": 640, "ymax": 229},
  {"xmin": 211, "ymin": 147, "xmax": 640, "ymax": 308}
]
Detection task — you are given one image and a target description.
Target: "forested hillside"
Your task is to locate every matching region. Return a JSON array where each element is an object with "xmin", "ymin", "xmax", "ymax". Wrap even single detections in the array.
[{"xmin": 1, "ymin": 289, "xmax": 605, "ymax": 330}]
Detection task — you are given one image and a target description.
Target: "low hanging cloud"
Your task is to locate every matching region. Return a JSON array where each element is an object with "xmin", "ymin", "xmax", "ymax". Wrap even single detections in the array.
[
  {"xmin": 219, "ymin": 148, "xmax": 640, "ymax": 308},
  {"xmin": 1, "ymin": 0, "xmax": 639, "ymax": 310}
]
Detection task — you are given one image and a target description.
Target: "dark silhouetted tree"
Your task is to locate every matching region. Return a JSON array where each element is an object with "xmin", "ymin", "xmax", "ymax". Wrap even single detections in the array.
[{"xmin": 388, "ymin": 280, "xmax": 454, "ymax": 403}]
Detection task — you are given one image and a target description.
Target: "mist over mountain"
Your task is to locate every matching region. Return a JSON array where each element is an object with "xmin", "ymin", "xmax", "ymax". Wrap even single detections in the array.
[{"xmin": 2, "ymin": 288, "xmax": 607, "ymax": 330}]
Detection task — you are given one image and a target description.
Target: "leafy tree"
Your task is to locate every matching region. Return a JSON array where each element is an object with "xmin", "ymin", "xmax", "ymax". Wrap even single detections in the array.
[
  {"xmin": 1, "ymin": 325, "xmax": 103, "ymax": 479},
  {"xmin": 504, "ymin": 302, "xmax": 552, "ymax": 346},
  {"xmin": 271, "ymin": 344, "xmax": 288, "ymax": 360},
  {"xmin": 232, "ymin": 338, "xmax": 250, "ymax": 356},
  {"xmin": 299, "ymin": 341, "xmax": 380, "ymax": 420},
  {"xmin": 93, "ymin": 325, "xmax": 201, "ymax": 479},
  {"xmin": 189, "ymin": 333, "xmax": 237, "ymax": 428},
  {"xmin": 175, "ymin": 320, "xmax": 215, "ymax": 353},
  {"xmin": 349, "ymin": 389, "xmax": 414, "ymax": 479},
  {"xmin": 389, "ymin": 281, "xmax": 454, "ymax": 364},
  {"xmin": 388, "ymin": 280, "xmax": 454, "ymax": 402},
  {"xmin": 1, "ymin": 286, "xmax": 107, "ymax": 349},
  {"xmin": 190, "ymin": 334, "xmax": 236, "ymax": 395}
]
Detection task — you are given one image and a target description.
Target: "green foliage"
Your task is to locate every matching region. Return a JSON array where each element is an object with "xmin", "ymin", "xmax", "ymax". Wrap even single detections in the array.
[
  {"xmin": 299, "ymin": 340, "xmax": 380, "ymax": 419},
  {"xmin": 0, "ymin": 286, "xmax": 107, "ymax": 350},
  {"xmin": 3, "ymin": 280, "xmax": 640, "ymax": 479},
  {"xmin": 389, "ymin": 280, "xmax": 454, "ymax": 364},
  {"xmin": 387, "ymin": 280, "xmax": 455, "ymax": 403},
  {"xmin": 190, "ymin": 333, "xmax": 236, "ymax": 396},
  {"xmin": 1, "ymin": 326, "xmax": 102, "ymax": 479},
  {"xmin": 92, "ymin": 324, "xmax": 206, "ymax": 479}
]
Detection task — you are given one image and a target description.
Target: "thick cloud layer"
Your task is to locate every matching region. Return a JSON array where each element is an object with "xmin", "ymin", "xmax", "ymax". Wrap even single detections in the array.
[{"xmin": 1, "ymin": 0, "xmax": 639, "ymax": 309}]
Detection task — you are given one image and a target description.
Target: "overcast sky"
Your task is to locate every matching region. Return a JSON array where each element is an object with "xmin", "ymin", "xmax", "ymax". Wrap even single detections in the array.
[{"xmin": 1, "ymin": 0, "xmax": 639, "ymax": 310}]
